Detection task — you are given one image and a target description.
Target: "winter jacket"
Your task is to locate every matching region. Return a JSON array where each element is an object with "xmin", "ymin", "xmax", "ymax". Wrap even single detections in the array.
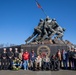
[
  {"xmin": 30, "ymin": 53, "xmax": 36, "ymax": 61},
  {"xmin": 22, "ymin": 52, "xmax": 29, "ymax": 60}
]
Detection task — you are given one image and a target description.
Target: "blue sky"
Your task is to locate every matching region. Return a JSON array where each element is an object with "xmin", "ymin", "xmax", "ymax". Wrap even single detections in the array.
[{"xmin": 0, "ymin": 0, "xmax": 76, "ymax": 45}]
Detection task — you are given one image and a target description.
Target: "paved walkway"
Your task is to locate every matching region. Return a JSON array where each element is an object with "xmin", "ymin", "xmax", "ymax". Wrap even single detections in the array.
[{"xmin": 0, "ymin": 70, "xmax": 76, "ymax": 75}]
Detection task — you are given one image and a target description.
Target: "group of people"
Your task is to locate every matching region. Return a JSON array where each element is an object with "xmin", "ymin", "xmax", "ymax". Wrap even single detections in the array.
[
  {"xmin": 0, "ymin": 46, "xmax": 76, "ymax": 71},
  {"xmin": 25, "ymin": 16, "xmax": 65, "ymax": 43},
  {"xmin": 0, "ymin": 48, "xmax": 23, "ymax": 70}
]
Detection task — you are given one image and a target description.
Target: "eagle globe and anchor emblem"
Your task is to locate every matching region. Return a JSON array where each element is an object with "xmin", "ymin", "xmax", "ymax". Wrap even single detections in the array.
[{"xmin": 37, "ymin": 45, "xmax": 50, "ymax": 56}]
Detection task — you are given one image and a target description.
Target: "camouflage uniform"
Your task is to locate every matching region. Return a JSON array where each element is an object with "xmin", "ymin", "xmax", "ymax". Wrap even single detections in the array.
[{"xmin": 13, "ymin": 58, "xmax": 22, "ymax": 70}]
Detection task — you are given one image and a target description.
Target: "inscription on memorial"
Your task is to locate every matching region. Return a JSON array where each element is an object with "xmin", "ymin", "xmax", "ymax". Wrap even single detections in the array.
[{"xmin": 37, "ymin": 45, "xmax": 50, "ymax": 56}]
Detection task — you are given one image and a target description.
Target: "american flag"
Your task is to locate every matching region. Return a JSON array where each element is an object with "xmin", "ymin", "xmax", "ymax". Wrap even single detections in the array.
[{"xmin": 36, "ymin": 0, "xmax": 42, "ymax": 8}]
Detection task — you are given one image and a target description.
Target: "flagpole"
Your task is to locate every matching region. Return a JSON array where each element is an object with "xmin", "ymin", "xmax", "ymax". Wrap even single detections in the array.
[
  {"xmin": 35, "ymin": 0, "xmax": 47, "ymax": 17},
  {"xmin": 41, "ymin": 7, "xmax": 47, "ymax": 17}
]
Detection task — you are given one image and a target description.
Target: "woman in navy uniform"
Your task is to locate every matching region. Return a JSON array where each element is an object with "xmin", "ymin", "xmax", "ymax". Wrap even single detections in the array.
[
  {"xmin": 7, "ymin": 48, "xmax": 14, "ymax": 69},
  {"xmin": 1, "ymin": 48, "xmax": 8, "ymax": 70}
]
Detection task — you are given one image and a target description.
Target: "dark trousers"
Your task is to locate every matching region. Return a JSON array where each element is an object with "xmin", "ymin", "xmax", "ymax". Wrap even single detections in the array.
[
  {"xmin": 51, "ymin": 61, "xmax": 56, "ymax": 70},
  {"xmin": 69, "ymin": 58, "xmax": 74, "ymax": 69},
  {"xmin": 43, "ymin": 62, "xmax": 50, "ymax": 70},
  {"xmin": 63, "ymin": 60, "xmax": 67, "ymax": 69},
  {"xmin": 51, "ymin": 61, "xmax": 59, "ymax": 70},
  {"xmin": 8, "ymin": 58, "xmax": 13, "ymax": 69},
  {"xmin": 55, "ymin": 62, "xmax": 59, "ymax": 70},
  {"xmin": 74, "ymin": 59, "xmax": 76, "ymax": 69},
  {"xmin": 1, "ymin": 59, "xmax": 9, "ymax": 70},
  {"xmin": 59, "ymin": 60, "xmax": 62, "ymax": 68},
  {"xmin": 0, "ymin": 65, "xmax": 2, "ymax": 70},
  {"xmin": 0, "ymin": 61, "xmax": 2, "ymax": 70}
]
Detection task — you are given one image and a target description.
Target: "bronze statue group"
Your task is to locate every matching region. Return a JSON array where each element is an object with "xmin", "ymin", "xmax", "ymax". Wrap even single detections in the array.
[
  {"xmin": 25, "ymin": 16, "xmax": 65, "ymax": 43},
  {"xmin": 0, "ymin": 46, "xmax": 76, "ymax": 71}
]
